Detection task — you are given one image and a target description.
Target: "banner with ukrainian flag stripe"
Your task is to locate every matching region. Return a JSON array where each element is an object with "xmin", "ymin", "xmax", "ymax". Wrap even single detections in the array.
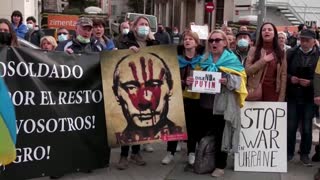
[{"xmin": 0, "ymin": 77, "xmax": 16, "ymax": 165}]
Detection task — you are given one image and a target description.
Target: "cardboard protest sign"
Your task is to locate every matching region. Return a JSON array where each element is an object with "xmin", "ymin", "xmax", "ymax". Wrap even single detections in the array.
[
  {"xmin": 100, "ymin": 45, "xmax": 187, "ymax": 147},
  {"xmin": 191, "ymin": 25, "xmax": 209, "ymax": 40},
  {"xmin": 235, "ymin": 101, "xmax": 287, "ymax": 172},
  {"xmin": 188, "ymin": 70, "xmax": 221, "ymax": 94}
]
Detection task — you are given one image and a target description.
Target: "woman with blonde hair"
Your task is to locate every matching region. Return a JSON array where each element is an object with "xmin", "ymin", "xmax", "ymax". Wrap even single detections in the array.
[
  {"xmin": 115, "ymin": 15, "xmax": 159, "ymax": 170},
  {"xmin": 278, "ymin": 31, "xmax": 291, "ymax": 51},
  {"xmin": 40, "ymin": 36, "xmax": 57, "ymax": 51},
  {"xmin": 187, "ymin": 29, "xmax": 247, "ymax": 177}
]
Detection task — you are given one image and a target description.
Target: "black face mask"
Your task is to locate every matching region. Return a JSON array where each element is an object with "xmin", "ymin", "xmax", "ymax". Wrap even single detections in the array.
[{"xmin": 0, "ymin": 32, "xmax": 12, "ymax": 45}]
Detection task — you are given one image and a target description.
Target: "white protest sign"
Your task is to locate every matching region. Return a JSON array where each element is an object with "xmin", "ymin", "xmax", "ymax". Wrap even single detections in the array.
[
  {"xmin": 191, "ymin": 25, "xmax": 209, "ymax": 40},
  {"xmin": 235, "ymin": 101, "xmax": 287, "ymax": 172},
  {"xmin": 189, "ymin": 70, "xmax": 221, "ymax": 94}
]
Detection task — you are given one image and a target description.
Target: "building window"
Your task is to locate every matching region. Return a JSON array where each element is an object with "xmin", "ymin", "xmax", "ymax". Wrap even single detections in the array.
[{"xmin": 112, "ymin": 5, "xmax": 117, "ymax": 16}]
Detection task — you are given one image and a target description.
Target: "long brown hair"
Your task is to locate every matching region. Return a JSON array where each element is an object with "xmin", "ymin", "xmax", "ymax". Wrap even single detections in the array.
[
  {"xmin": 253, "ymin": 22, "xmax": 283, "ymax": 64},
  {"xmin": 0, "ymin": 18, "xmax": 19, "ymax": 47}
]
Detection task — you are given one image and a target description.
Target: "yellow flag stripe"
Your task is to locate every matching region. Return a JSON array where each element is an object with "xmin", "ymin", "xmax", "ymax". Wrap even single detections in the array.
[{"xmin": 0, "ymin": 115, "xmax": 16, "ymax": 165}]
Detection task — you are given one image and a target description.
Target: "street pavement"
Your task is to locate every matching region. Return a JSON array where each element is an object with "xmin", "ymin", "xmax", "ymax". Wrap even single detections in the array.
[{"xmin": 31, "ymin": 129, "xmax": 320, "ymax": 180}]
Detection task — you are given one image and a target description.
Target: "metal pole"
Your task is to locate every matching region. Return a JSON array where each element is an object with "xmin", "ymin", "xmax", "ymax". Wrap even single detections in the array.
[
  {"xmin": 143, "ymin": 0, "xmax": 146, "ymax": 14},
  {"xmin": 304, "ymin": 5, "xmax": 306, "ymax": 22},
  {"xmin": 208, "ymin": 12, "xmax": 210, "ymax": 32},
  {"xmin": 256, "ymin": 0, "xmax": 266, "ymax": 40}
]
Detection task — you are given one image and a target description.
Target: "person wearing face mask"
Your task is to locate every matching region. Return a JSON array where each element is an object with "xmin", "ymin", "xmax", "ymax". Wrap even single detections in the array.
[
  {"xmin": 24, "ymin": 16, "xmax": 44, "ymax": 47},
  {"xmin": 233, "ymin": 31, "xmax": 251, "ymax": 65},
  {"xmin": 287, "ymin": 29, "xmax": 319, "ymax": 166},
  {"xmin": 56, "ymin": 17, "xmax": 103, "ymax": 54},
  {"xmin": 56, "ymin": 27, "xmax": 70, "ymax": 43},
  {"xmin": 116, "ymin": 15, "xmax": 159, "ymax": 170},
  {"xmin": 154, "ymin": 23, "xmax": 171, "ymax": 44},
  {"xmin": 113, "ymin": 21, "xmax": 130, "ymax": 48},
  {"xmin": 171, "ymin": 26, "xmax": 182, "ymax": 45},
  {"xmin": 0, "ymin": 18, "xmax": 19, "ymax": 47}
]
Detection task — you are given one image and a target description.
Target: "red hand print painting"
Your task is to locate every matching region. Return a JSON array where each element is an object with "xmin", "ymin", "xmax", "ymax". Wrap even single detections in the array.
[{"xmin": 101, "ymin": 45, "xmax": 187, "ymax": 147}]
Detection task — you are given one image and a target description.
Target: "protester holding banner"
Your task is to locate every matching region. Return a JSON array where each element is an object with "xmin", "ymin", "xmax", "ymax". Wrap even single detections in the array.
[
  {"xmin": 0, "ymin": 18, "xmax": 19, "ymax": 46},
  {"xmin": 92, "ymin": 18, "xmax": 116, "ymax": 51},
  {"xmin": 161, "ymin": 30, "xmax": 204, "ymax": 165},
  {"xmin": 11, "ymin": 10, "xmax": 28, "ymax": 39},
  {"xmin": 40, "ymin": 36, "xmax": 57, "ymax": 51},
  {"xmin": 52, "ymin": 17, "xmax": 103, "ymax": 179},
  {"xmin": 115, "ymin": 15, "xmax": 159, "ymax": 170},
  {"xmin": 191, "ymin": 30, "xmax": 247, "ymax": 177},
  {"xmin": 287, "ymin": 29, "xmax": 319, "ymax": 166},
  {"xmin": 245, "ymin": 22, "xmax": 287, "ymax": 102},
  {"xmin": 56, "ymin": 17, "xmax": 103, "ymax": 53}
]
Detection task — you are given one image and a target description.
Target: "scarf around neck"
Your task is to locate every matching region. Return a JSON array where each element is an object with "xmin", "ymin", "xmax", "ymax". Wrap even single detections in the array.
[
  {"xmin": 178, "ymin": 54, "xmax": 203, "ymax": 69},
  {"xmin": 200, "ymin": 49, "xmax": 244, "ymax": 72}
]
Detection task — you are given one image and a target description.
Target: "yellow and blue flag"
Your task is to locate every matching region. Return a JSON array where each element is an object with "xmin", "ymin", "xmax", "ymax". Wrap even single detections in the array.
[
  {"xmin": 199, "ymin": 50, "xmax": 248, "ymax": 107},
  {"xmin": 0, "ymin": 77, "xmax": 16, "ymax": 165}
]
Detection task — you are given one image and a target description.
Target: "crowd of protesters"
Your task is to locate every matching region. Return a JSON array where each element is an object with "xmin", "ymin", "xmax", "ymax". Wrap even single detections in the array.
[{"xmin": 2, "ymin": 9, "xmax": 320, "ymax": 179}]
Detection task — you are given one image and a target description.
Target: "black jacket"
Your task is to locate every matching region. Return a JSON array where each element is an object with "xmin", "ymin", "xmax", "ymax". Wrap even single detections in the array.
[
  {"xmin": 116, "ymin": 31, "xmax": 159, "ymax": 50},
  {"xmin": 56, "ymin": 37, "xmax": 103, "ymax": 53},
  {"xmin": 24, "ymin": 29, "xmax": 44, "ymax": 47},
  {"xmin": 286, "ymin": 46, "xmax": 319, "ymax": 102},
  {"xmin": 154, "ymin": 31, "xmax": 171, "ymax": 45}
]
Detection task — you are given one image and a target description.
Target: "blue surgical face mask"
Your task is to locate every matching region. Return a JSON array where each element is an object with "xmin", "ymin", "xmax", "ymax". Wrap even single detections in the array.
[
  {"xmin": 137, "ymin": 26, "xmax": 150, "ymax": 38},
  {"xmin": 237, "ymin": 38, "xmax": 249, "ymax": 48},
  {"xmin": 58, "ymin": 34, "xmax": 68, "ymax": 42}
]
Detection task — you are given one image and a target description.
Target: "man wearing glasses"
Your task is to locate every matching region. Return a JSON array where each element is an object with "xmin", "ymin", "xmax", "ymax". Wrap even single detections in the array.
[{"xmin": 56, "ymin": 27, "xmax": 70, "ymax": 43}]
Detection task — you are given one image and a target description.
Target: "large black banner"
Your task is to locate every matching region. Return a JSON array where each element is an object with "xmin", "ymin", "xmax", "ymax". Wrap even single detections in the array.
[{"xmin": 0, "ymin": 47, "xmax": 109, "ymax": 180}]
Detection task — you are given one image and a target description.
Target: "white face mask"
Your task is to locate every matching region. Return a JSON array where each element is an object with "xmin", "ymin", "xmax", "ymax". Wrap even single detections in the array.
[
  {"xmin": 27, "ymin": 23, "xmax": 33, "ymax": 30},
  {"xmin": 299, "ymin": 46, "xmax": 313, "ymax": 54},
  {"xmin": 122, "ymin": 28, "xmax": 129, "ymax": 35}
]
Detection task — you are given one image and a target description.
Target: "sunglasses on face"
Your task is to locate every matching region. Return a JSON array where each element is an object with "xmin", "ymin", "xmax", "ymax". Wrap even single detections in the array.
[
  {"xmin": 208, "ymin": 38, "xmax": 224, "ymax": 43},
  {"xmin": 57, "ymin": 32, "xmax": 68, "ymax": 35}
]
